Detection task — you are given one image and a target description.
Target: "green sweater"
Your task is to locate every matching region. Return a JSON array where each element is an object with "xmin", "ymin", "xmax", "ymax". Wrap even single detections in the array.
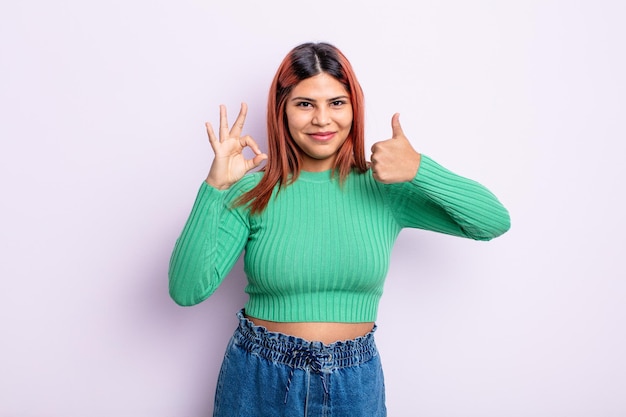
[{"xmin": 168, "ymin": 155, "xmax": 510, "ymax": 322}]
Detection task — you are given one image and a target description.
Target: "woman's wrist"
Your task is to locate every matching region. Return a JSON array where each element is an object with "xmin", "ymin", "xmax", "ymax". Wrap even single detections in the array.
[{"xmin": 205, "ymin": 175, "xmax": 232, "ymax": 190}]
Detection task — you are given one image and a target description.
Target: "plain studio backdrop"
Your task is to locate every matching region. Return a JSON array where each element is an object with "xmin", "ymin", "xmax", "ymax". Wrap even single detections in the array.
[{"xmin": 1, "ymin": 1, "xmax": 624, "ymax": 416}]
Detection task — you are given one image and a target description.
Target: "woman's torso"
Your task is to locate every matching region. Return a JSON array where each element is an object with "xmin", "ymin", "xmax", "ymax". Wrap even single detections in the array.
[
  {"xmin": 245, "ymin": 315, "xmax": 375, "ymax": 344},
  {"xmin": 240, "ymin": 169, "xmax": 402, "ymax": 325}
]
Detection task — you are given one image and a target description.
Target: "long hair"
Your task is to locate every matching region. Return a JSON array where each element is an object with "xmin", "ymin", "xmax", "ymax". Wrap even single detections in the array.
[{"xmin": 236, "ymin": 42, "xmax": 367, "ymax": 214}]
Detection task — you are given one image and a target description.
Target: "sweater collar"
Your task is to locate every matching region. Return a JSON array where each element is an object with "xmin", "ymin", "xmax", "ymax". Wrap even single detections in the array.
[{"xmin": 294, "ymin": 169, "xmax": 336, "ymax": 183}]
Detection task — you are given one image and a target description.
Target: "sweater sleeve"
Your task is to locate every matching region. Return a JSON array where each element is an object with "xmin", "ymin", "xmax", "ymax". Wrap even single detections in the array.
[
  {"xmin": 385, "ymin": 155, "xmax": 511, "ymax": 241},
  {"xmin": 168, "ymin": 181, "xmax": 251, "ymax": 306}
]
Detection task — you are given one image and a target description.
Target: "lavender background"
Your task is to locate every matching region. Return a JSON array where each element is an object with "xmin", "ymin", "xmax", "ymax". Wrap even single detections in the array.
[{"xmin": 1, "ymin": 1, "xmax": 625, "ymax": 416}]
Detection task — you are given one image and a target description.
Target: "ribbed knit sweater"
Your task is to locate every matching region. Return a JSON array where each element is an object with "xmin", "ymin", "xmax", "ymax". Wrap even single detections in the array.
[{"xmin": 168, "ymin": 155, "xmax": 510, "ymax": 322}]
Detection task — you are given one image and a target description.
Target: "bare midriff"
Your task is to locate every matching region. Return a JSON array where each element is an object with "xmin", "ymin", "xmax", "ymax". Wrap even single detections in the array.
[{"xmin": 246, "ymin": 315, "xmax": 375, "ymax": 345}]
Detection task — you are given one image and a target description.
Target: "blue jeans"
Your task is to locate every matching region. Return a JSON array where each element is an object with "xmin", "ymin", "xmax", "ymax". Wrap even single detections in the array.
[{"xmin": 213, "ymin": 309, "xmax": 386, "ymax": 417}]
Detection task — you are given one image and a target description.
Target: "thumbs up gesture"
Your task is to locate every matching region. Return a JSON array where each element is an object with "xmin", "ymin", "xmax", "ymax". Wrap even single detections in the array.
[{"xmin": 370, "ymin": 113, "xmax": 422, "ymax": 183}]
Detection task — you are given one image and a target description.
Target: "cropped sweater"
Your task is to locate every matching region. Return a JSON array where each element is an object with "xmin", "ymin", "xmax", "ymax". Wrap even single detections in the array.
[{"xmin": 168, "ymin": 155, "xmax": 510, "ymax": 322}]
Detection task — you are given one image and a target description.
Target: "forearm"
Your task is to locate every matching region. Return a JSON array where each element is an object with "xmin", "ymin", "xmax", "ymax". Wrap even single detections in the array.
[
  {"xmin": 389, "ymin": 155, "xmax": 510, "ymax": 240},
  {"xmin": 168, "ymin": 183, "xmax": 248, "ymax": 305},
  {"xmin": 414, "ymin": 155, "xmax": 510, "ymax": 240}
]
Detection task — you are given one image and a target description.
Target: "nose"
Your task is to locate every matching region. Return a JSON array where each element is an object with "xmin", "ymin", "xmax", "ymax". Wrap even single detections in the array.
[{"xmin": 312, "ymin": 107, "xmax": 330, "ymax": 126}]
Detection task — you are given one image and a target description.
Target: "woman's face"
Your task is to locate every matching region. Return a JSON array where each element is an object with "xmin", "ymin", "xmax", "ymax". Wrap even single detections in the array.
[{"xmin": 285, "ymin": 72, "xmax": 353, "ymax": 172}]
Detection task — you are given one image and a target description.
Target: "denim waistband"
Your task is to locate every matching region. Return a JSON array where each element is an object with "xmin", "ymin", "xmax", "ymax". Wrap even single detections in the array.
[{"xmin": 234, "ymin": 309, "xmax": 378, "ymax": 373}]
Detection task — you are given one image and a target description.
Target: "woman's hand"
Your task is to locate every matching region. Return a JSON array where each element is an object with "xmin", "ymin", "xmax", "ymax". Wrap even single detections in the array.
[
  {"xmin": 370, "ymin": 113, "xmax": 421, "ymax": 184},
  {"xmin": 205, "ymin": 103, "xmax": 268, "ymax": 190}
]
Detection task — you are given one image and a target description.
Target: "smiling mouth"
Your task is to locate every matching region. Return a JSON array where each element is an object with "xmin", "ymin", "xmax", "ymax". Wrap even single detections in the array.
[{"xmin": 308, "ymin": 132, "xmax": 335, "ymax": 141}]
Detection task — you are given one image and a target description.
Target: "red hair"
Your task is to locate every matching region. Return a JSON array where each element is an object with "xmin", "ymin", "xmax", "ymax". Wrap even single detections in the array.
[{"xmin": 236, "ymin": 42, "xmax": 367, "ymax": 214}]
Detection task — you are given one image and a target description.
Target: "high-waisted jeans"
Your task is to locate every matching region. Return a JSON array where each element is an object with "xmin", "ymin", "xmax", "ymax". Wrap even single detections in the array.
[{"xmin": 212, "ymin": 309, "xmax": 387, "ymax": 417}]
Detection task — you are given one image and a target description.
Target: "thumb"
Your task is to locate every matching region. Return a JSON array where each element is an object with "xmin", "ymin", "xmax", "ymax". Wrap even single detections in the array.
[
  {"xmin": 250, "ymin": 153, "xmax": 268, "ymax": 169},
  {"xmin": 391, "ymin": 113, "xmax": 405, "ymax": 139}
]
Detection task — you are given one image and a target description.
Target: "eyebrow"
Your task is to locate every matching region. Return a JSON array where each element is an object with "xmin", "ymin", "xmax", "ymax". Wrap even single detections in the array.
[{"xmin": 289, "ymin": 95, "xmax": 350, "ymax": 102}]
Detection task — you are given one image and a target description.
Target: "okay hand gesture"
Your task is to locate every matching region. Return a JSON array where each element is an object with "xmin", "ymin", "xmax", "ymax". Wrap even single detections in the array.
[{"xmin": 205, "ymin": 103, "xmax": 268, "ymax": 190}]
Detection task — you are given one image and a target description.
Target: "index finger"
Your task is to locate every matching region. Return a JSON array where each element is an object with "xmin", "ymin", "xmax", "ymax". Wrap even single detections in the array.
[{"xmin": 229, "ymin": 102, "xmax": 248, "ymax": 138}]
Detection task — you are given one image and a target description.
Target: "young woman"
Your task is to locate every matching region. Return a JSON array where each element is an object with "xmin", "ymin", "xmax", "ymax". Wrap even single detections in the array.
[{"xmin": 169, "ymin": 42, "xmax": 510, "ymax": 417}]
